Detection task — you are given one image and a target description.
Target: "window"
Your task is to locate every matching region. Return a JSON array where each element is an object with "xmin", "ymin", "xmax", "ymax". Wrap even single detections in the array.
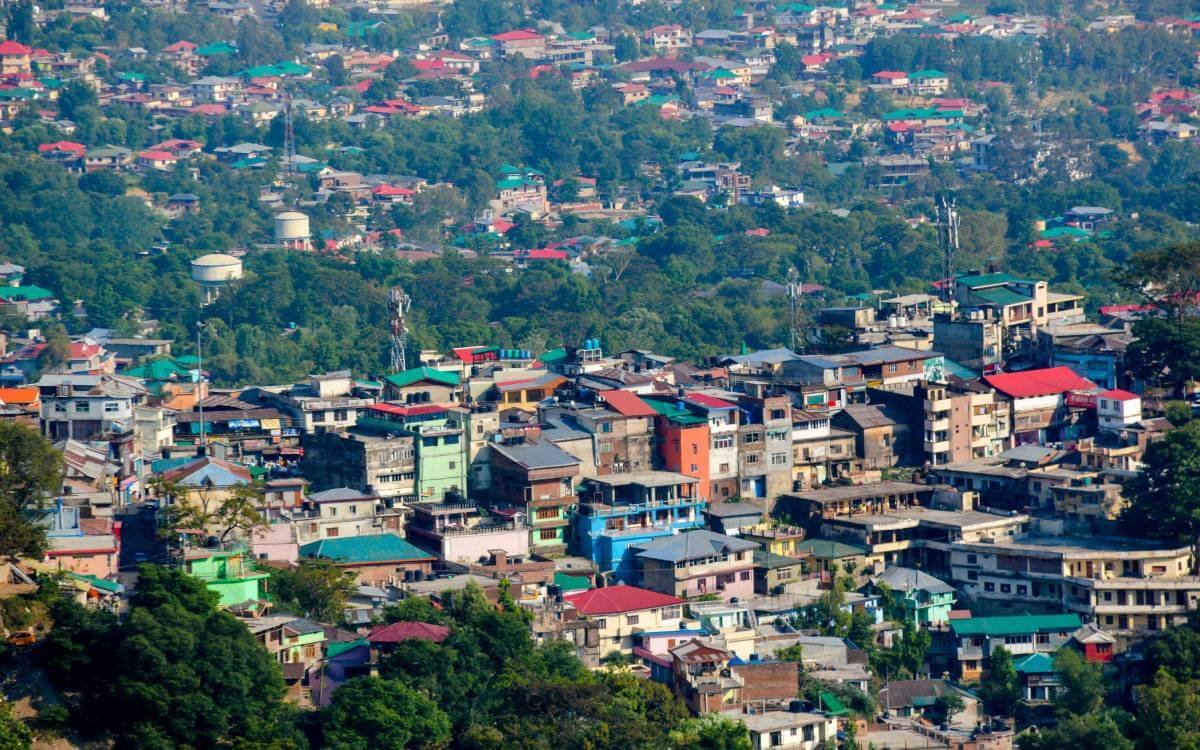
[
  {"xmin": 599, "ymin": 440, "xmax": 613, "ymax": 453},
  {"xmin": 770, "ymin": 408, "xmax": 786, "ymax": 420},
  {"xmin": 104, "ymin": 401, "xmax": 121, "ymax": 413},
  {"xmin": 967, "ymin": 570, "xmax": 978, "ymax": 581},
  {"xmin": 595, "ymin": 619, "xmax": 606, "ymax": 629},
  {"xmin": 445, "ymin": 435, "xmax": 460, "ymax": 445},
  {"xmin": 422, "ymin": 437, "xmax": 438, "ymax": 447},
  {"xmin": 538, "ymin": 528, "xmax": 558, "ymax": 541},
  {"xmin": 327, "ymin": 506, "xmax": 337, "ymax": 517},
  {"xmin": 1000, "ymin": 583, "xmax": 1011, "ymax": 593},
  {"xmin": 984, "ymin": 582, "xmax": 995, "ymax": 592},
  {"xmin": 719, "ymin": 463, "xmax": 730, "ymax": 473},
  {"xmin": 743, "ymin": 433, "xmax": 761, "ymax": 444},
  {"xmin": 536, "ymin": 507, "xmax": 559, "ymax": 520},
  {"xmin": 739, "ymin": 571, "xmax": 750, "ymax": 581},
  {"xmin": 1017, "ymin": 585, "xmax": 1028, "ymax": 595},
  {"xmin": 770, "ymin": 452, "xmax": 788, "ymax": 466},
  {"xmin": 713, "ymin": 435, "xmax": 734, "ymax": 449},
  {"xmin": 349, "ymin": 505, "xmax": 358, "ymax": 515},
  {"xmin": 326, "ymin": 527, "xmax": 339, "ymax": 537},
  {"xmin": 626, "ymin": 614, "xmax": 639, "ymax": 625},
  {"xmin": 967, "ymin": 554, "xmax": 977, "ymax": 564},
  {"xmin": 334, "ymin": 409, "xmax": 347, "ymax": 421},
  {"xmin": 887, "ymin": 363, "xmax": 898, "ymax": 373},
  {"xmin": 448, "ymin": 461, "xmax": 456, "ymax": 470},
  {"xmin": 601, "ymin": 422, "xmax": 613, "ymax": 433},
  {"xmin": 75, "ymin": 401, "xmax": 90, "ymax": 413},
  {"xmin": 746, "ymin": 454, "xmax": 760, "ymax": 464}
]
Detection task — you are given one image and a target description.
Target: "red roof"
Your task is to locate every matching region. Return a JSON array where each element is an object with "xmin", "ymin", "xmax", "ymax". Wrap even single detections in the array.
[
  {"xmin": 368, "ymin": 621, "xmax": 450, "ymax": 644},
  {"xmin": 1099, "ymin": 389, "xmax": 1139, "ymax": 402},
  {"xmin": 745, "ymin": 228, "xmax": 770, "ymax": 237},
  {"xmin": 600, "ymin": 390, "xmax": 657, "ymax": 418},
  {"xmin": 873, "ymin": 70, "xmax": 908, "ymax": 80},
  {"xmin": 372, "ymin": 184, "xmax": 415, "ymax": 196},
  {"xmin": 138, "ymin": 149, "xmax": 176, "ymax": 161},
  {"xmin": 38, "ymin": 140, "xmax": 85, "ymax": 155},
  {"xmin": 69, "ymin": 342, "xmax": 101, "ymax": 359},
  {"xmin": 369, "ymin": 402, "xmax": 449, "ymax": 418},
  {"xmin": 189, "ymin": 104, "xmax": 227, "ymax": 115},
  {"xmin": 492, "ymin": 29, "xmax": 544, "ymax": 42},
  {"xmin": 982, "ymin": 367, "xmax": 1096, "ymax": 399},
  {"xmin": 564, "ymin": 584, "xmax": 684, "ymax": 615},
  {"xmin": 164, "ymin": 41, "xmax": 196, "ymax": 53},
  {"xmin": 0, "ymin": 387, "xmax": 38, "ymax": 405},
  {"xmin": 521, "ymin": 248, "xmax": 568, "ymax": 260},
  {"xmin": 0, "ymin": 41, "xmax": 33, "ymax": 56},
  {"xmin": 411, "ymin": 59, "xmax": 445, "ymax": 71},
  {"xmin": 684, "ymin": 393, "xmax": 737, "ymax": 410}
]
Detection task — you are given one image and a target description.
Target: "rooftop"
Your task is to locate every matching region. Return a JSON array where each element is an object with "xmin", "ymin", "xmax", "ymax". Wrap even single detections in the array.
[
  {"xmin": 634, "ymin": 529, "xmax": 758, "ymax": 563},
  {"xmin": 564, "ymin": 584, "xmax": 684, "ymax": 615}
]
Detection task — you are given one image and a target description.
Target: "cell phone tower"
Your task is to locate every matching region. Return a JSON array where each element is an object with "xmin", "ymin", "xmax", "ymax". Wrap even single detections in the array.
[
  {"xmin": 388, "ymin": 286, "xmax": 412, "ymax": 373},
  {"xmin": 936, "ymin": 195, "xmax": 960, "ymax": 306}
]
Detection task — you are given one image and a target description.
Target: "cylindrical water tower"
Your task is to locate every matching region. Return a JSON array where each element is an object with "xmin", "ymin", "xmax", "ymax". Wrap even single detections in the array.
[
  {"xmin": 274, "ymin": 210, "xmax": 311, "ymax": 250},
  {"xmin": 191, "ymin": 253, "xmax": 243, "ymax": 304}
]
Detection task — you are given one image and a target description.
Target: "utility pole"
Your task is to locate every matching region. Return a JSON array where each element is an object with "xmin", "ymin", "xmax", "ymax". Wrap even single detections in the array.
[{"xmin": 196, "ymin": 320, "xmax": 206, "ymax": 454}]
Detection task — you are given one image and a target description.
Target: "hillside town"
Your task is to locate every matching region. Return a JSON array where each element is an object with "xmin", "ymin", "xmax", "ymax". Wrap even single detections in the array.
[{"xmin": 1, "ymin": 0, "xmax": 1200, "ymax": 748}]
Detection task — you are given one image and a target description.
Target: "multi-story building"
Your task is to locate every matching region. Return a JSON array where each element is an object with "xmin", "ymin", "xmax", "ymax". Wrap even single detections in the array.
[
  {"xmin": 357, "ymin": 403, "xmax": 467, "ymax": 502},
  {"xmin": 37, "ymin": 373, "xmax": 148, "ymax": 441},
  {"xmin": 406, "ymin": 499, "xmax": 530, "ymax": 564},
  {"xmin": 651, "ymin": 399, "xmax": 713, "ymax": 501},
  {"xmin": 737, "ymin": 395, "xmax": 793, "ymax": 506},
  {"xmin": 574, "ymin": 472, "xmax": 706, "ymax": 581},
  {"xmin": 982, "ymin": 367, "xmax": 1095, "ymax": 446},
  {"xmin": 300, "ymin": 428, "xmax": 416, "ymax": 501},
  {"xmin": 791, "ymin": 410, "xmax": 856, "ymax": 490},
  {"xmin": 949, "ymin": 613, "xmax": 1082, "ymax": 681},
  {"xmin": 634, "ymin": 530, "xmax": 759, "ymax": 602},
  {"xmin": 541, "ymin": 393, "xmax": 655, "ymax": 475},
  {"xmin": 947, "ymin": 534, "xmax": 1200, "ymax": 635},
  {"xmin": 905, "ymin": 381, "xmax": 1008, "ymax": 465},
  {"xmin": 932, "ymin": 309, "xmax": 1004, "ymax": 373},
  {"xmin": 291, "ymin": 488, "xmax": 404, "ymax": 545},
  {"xmin": 562, "ymin": 584, "xmax": 685, "ymax": 655},
  {"xmin": 253, "ymin": 372, "xmax": 376, "ymax": 433},
  {"xmin": 489, "ymin": 437, "xmax": 580, "ymax": 556},
  {"xmin": 776, "ymin": 480, "xmax": 936, "ymax": 535}
]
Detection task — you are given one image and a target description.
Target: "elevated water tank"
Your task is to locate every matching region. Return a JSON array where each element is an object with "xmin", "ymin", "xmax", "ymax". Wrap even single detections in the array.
[
  {"xmin": 191, "ymin": 253, "xmax": 243, "ymax": 303},
  {"xmin": 274, "ymin": 210, "xmax": 311, "ymax": 250}
]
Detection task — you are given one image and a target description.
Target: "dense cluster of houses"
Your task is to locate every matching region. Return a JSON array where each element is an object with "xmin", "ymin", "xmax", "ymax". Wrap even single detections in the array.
[{"xmin": 5, "ymin": 252, "xmax": 1192, "ymax": 746}]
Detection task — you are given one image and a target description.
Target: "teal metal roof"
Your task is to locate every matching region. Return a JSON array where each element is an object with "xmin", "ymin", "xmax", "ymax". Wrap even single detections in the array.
[
  {"xmin": 300, "ymin": 533, "xmax": 433, "ymax": 564},
  {"xmin": 973, "ymin": 286, "xmax": 1031, "ymax": 307},
  {"xmin": 1014, "ymin": 652, "xmax": 1055, "ymax": 674},
  {"xmin": 950, "ymin": 614, "xmax": 1081, "ymax": 638},
  {"xmin": 643, "ymin": 397, "xmax": 707, "ymax": 426},
  {"xmin": 384, "ymin": 366, "xmax": 461, "ymax": 389},
  {"xmin": 957, "ymin": 272, "xmax": 1034, "ymax": 288},
  {"xmin": 554, "ymin": 572, "xmax": 591, "ymax": 592},
  {"xmin": 794, "ymin": 539, "xmax": 867, "ymax": 558}
]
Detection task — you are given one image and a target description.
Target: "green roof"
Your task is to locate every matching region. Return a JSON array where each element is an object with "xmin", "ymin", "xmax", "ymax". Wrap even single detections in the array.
[
  {"xmin": 1014, "ymin": 652, "xmax": 1056, "ymax": 674},
  {"xmin": 327, "ymin": 638, "xmax": 368, "ymax": 658},
  {"xmin": 300, "ymin": 533, "xmax": 434, "ymax": 564},
  {"xmin": 643, "ymin": 398, "xmax": 707, "ymax": 426},
  {"xmin": 950, "ymin": 614, "xmax": 1082, "ymax": 638},
  {"xmin": 539, "ymin": 347, "xmax": 568, "ymax": 364},
  {"xmin": 554, "ymin": 572, "xmax": 592, "ymax": 592},
  {"xmin": 118, "ymin": 72, "xmax": 147, "ymax": 82},
  {"xmin": 805, "ymin": 108, "xmax": 842, "ymax": 120},
  {"xmin": 956, "ymin": 272, "xmax": 1034, "ymax": 288},
  {"xmin": 1040, "ymin": 226, "xmax": 1090, "ymax": 240},
  {"xmin": 754, "ymin": 549, "xmax": 805, "ymax": 570},
  {"xmin": 0, "ymin": 285, "xmax": 53, "ymax": 301},
  {"xmin": 122, "ymin": 357, "xmax": 193, "ymax": 381},
  {"xmin": 495, "ymin": 176, "xmax": 539, "ymax": 190},
  {"xmin": 384, "ymin": 366, "xmax": 461, "ymax": 389},
  {"xmin": 973, "ymin": 286, "xmax": 1032, "ymax": 307},
  {"xmin": 196, "ymin": 42, "xmax": 236, "ymax": 56},
  {"xmin": 794, "ymin": 539, "xmax": 866, "ymax": 558},
  {"xmin": 909, "ymin": 69, "xmax": 947, "ymax": 79},
  {"xmin": 819, "ymin": 692, "xmax": 849, "ymax": 716},
  {"xmin": 67, "ymin": 572, "xmax": 122, "ymax": 594}
]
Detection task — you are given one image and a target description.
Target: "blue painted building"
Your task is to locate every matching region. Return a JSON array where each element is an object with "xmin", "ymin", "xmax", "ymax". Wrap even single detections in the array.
[{"xmin": 573, "ymin": 471, "xmax": 706, "ymax": 582}]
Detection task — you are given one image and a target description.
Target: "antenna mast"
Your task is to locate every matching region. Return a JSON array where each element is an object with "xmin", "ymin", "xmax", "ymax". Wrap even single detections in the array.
[
  {"xmin": 936, "ymin": 196, "xmax": 959, "ymax": 307},
  {"xmin": 388, "ymin": 286, "xmax": 412, "ymax": 372},
  {"xmin": 787, "ymin": 266, "xmax": 806, "ymax": 353}
]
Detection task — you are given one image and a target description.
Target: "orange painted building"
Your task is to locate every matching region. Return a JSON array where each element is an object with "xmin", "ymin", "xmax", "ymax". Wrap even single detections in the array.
[{"xmin": 650, "ymin": 399, "xmax": 711, "ymax": 501}]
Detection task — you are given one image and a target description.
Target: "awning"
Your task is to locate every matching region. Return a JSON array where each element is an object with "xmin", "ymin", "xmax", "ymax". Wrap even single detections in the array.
[{"xmin": 820, "ymin": 692, "xmax": 849, "ymax": 716}]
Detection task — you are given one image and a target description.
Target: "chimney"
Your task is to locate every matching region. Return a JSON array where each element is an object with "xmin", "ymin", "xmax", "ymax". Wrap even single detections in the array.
[{"xmin": 490, "ymin": 549, "xmax": 508, "ymax": 568}]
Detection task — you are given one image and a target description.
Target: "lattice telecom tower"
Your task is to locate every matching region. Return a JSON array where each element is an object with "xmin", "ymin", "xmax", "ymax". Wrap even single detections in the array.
[
  {"xmin": 787, "ymin": 266, "xmax": 806, "ymax": 353},
  {"xmin": 388, "ymin": 286, "xmax": 412, "ymax": 372},
  {"xmin": 935, "ymin": 195, "xmax": 960, "ymax": 305}
]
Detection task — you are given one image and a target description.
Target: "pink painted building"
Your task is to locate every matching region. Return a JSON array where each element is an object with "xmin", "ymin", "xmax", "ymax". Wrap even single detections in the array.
[
  {"xmin": 40, "ymin": 502, "xmax": 121, "ymax": 578},
  {"xmin": 634, "ymin": 530, "xmax": 759, "ymax": 602}
]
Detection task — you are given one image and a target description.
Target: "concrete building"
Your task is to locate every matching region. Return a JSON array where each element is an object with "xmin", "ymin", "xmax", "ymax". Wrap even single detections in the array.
[
  {"xmin": 300, "ymin": 428, "xmax": 416, "ymax": 501},
  {"xmin": 933, "ymin": 310, "xmax": 1004, "ymax": 373},
  {"xmin": 634, "ymin": 530, "xmax": 759, "ymax": 602},
  {"xmin": 406, "ymin": 499, "xmax": 530, "ymax": 564},
  {"xmin": 489, "ymin": 437, "xmax": 580, "ymax": 556},
  {"xmin": 357, "ymin": 403, "xmax": 467, "ymax": 502},
  {"xmin": 791, "ymin": 411, "xmax": 857, "ymax": 490}
]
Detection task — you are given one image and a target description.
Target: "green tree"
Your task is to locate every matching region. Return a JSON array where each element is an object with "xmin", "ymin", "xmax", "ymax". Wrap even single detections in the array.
[
  {"xmin": 667, "ymin": 714, "xmax": 751, "ymax": 750},
  {"xmin": 1135, "ymin": 669, "xmax": 1200, "ymax": 750},
  {"xmin": 935, "ymin": 691, "xmax": 965, "ymax": 724},
  {"xmin": 322, "ymin": 677, "xmax": 452, "ymax": 750},
  {"xmin": 1017, "ymin": 712, "xmax": 1132, "ymax": 750},
  {"xmin": 1121, "ymin": 420, "xmax": 1200, "ymax": 545},
  {"xmin": 269, "ymin": 559, "xmax": 355, "ymax": 623},
  {"xmin": 381, "ymin": 596, "xmax": 446, "ymax": 625},
  {"xmin": 1053, "ymin": 648, "xmax": 1104, "ymax": 716},
  {"xmin": 42, "ymin": 566, "xmax": 295, "ymax": 749},
  {"xmin": 0, "ymin": 423, "xmax": 64, "ymax": 559},
  {"xmin": 978, "ymin": 646, "xmax": 1020, "ymax": 716},
  {"xmin": 0, "ymin": 701, "xmax": 31, "ymax": 750},
  {"xmin": 57, "ymin": 81, "xmax": 98, "ymax": 121}
]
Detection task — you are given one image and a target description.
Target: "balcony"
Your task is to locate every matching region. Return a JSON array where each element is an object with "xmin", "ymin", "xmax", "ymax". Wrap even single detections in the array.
[{"xmin": 924, "ymin": 417, "xmax": 950, "ymax": 432}]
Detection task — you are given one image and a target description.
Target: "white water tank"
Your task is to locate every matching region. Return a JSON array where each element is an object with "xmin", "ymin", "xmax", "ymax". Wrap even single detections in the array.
[
  {"xmin": 274, "ymin": 210, "xmax": 311, "ymax": 249},
  {"xmin": 191, "ymin": 253, "xmax": 243, "ymax": 303}
]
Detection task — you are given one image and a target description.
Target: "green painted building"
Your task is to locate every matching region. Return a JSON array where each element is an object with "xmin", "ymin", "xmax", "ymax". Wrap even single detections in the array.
[
  {"xmin": 183, "ymin": 547, "xmax": 269, "ymax": 608},
  {"xmin": 357, "ymin": 403, "xmax": 468, "ymax": 502},
  {"xmin": 868, "ymin": 566, "xmax": 956, "ymax": 625}
]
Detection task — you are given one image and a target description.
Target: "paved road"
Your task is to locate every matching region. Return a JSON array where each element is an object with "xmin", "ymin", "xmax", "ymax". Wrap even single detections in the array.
[{"xmin": 116, "ymin": 503, "xmax": 168, "ymax": 572}]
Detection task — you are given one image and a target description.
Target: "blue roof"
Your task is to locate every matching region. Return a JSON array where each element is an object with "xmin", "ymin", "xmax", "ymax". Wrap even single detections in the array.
[{"xmin": 300, "ymin": 533, "xmax": 434, "ymax": 564}]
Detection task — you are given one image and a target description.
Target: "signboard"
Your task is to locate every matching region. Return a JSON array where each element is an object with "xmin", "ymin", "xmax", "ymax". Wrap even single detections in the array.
[{"xmin": 1064, "ymin": 391, "xmax": 1097, "ymax": 409}]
